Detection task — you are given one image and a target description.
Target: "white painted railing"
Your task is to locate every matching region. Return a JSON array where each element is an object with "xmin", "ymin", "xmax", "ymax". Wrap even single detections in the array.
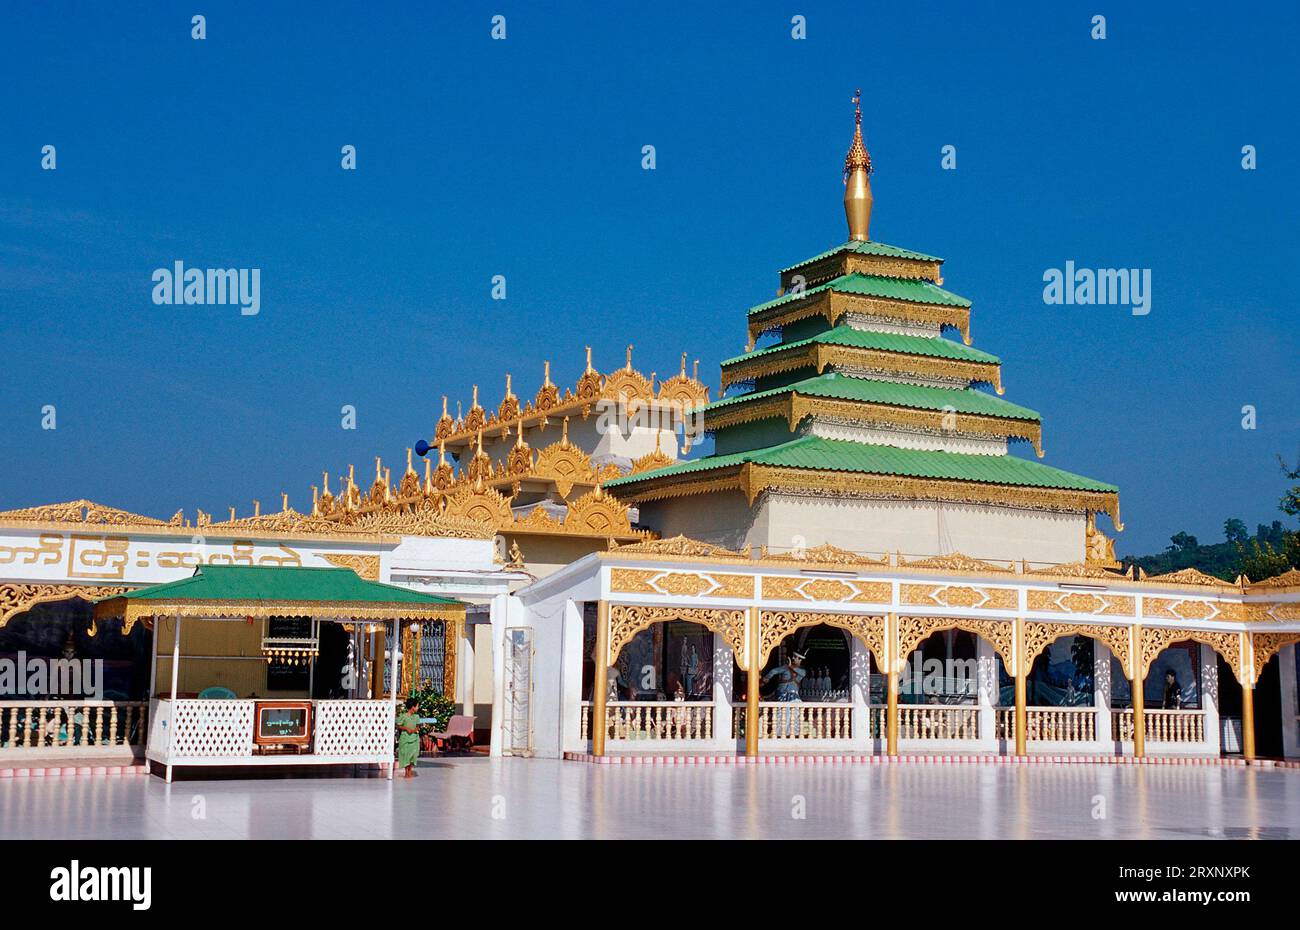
[
  {"xmin": 898, "ymin": 705, "xmax": 979, "ymax": 740},
  {"xmin": 0, "ymin": 700, "xmax": 148, "ymax": 749},
  {"xmin": 581, "ymin": 701, "xmax": 714, "ymax": 741},
  {"xmin": 1113, "ymin": 708, "xmax": 1206, "ymax": 743},
  {"xmin": 732, "ymin": 702, "xmax": 853, "ymax": 740},
  {"xmin": 996, "ymin": 707, "xmax": 1097, "ymax": 743}
]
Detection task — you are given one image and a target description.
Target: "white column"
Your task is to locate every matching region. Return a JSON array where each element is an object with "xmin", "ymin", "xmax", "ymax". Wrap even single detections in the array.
[
  {"xmin": 1280, "ymin": 644, "xmax": 1299, "ymax": 760},
  {"xmin": 712, "ymin": 633, "xmax": 735, "ymax": 751},
  {"xmin": 976, "ymin": 637, "xmax": 997, "ymax": 750},
  {"xmin": 1094, "ymin": 642, "xmax": 1113, "ymax": 749},
  {"xmin": 460, "ymin": 618, "xmax": 476, "ymax": 717},
  {"xmin": 1201, "ymin": 643, "xmax": 1221, "ymax": 755},
  {"xmin": 558, "ymin": 600, "xmax": 584, "ymax": 755},
  {"xmin": 488, "ymin": 593, "xmax": 509, "ymax": 757},
  {"xmin": 849, "ymin": 637, "xmax": 872, "ymax": 752}
]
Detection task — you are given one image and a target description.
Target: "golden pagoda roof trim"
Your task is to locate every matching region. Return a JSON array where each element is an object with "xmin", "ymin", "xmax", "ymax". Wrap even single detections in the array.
[
  {"xmin": 1143, "ymin": 566, "xmax": 1236, "ymax": 589},
  {"xmin": 1248, "ymin": 567, "xmax": 1300, "ymax": 591},
  {"xmin": 0, "ymin": 499, "xmax": 170, "ymax": 528},
  {"xmin": 432, "ymin": 348, "xmax": 709, "ymax": 447},
  {"xmin": 760, "ymin": 542, "xmax": 889, "ymax": 568}
]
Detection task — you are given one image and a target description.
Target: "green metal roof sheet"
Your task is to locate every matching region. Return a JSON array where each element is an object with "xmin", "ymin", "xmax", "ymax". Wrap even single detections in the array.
[
  {"xmin": 707, "ymin": 372, "xmax": 1040, "ymax": 421},
  {"xmin": 781, "ymin": 240, "xmax": 945, "ymax": 273},
  {"xmin": 750, "ymin": 273, "xmax": 971, "ymax": 317},
  {"xmin": 605, "ymin": 435, "xmax": 1116, "ymax": 493},
  {"xmin": 722, "ymin": 325, "xmax": 999, "ymax": 368},
  {"xmin": 98, "ymin": 564, "xmax": 462, "ymax": 606}
]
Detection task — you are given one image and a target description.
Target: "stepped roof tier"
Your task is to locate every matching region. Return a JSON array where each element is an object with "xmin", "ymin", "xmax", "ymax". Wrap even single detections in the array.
[
  {"xmin": 603, "ymin": 435, "xmax": 1120, "ymax": 524},
  {"xmin": 721, "ymin": 325, "xmax": 1002, "ymax": 393},
  {"xmin": 603, "ymin": 91, "xmax": 1122, "ymax": 563},
  {"xmin": 748, "ymin": 270, "xmax": 973, "ymax": 348},
  {"xmin": 703, "ymin": 372, "xmax": 1043, "ymax": 456}
]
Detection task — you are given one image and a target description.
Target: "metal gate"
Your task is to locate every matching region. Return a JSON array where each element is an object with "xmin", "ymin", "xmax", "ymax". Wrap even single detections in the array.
[{"xmin": 504, "ymin": 627, "xmax": 533, "ymax": 756}]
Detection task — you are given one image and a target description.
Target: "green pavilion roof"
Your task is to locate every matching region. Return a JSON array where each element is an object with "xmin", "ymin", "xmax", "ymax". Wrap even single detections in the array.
[
  {"xmin": 605, "ymin": 435, "xmax": 1116, "ymax": 493},
  {"xmin": 749, "ymin": 273, "xmax": 971, "ymax": 317},
  {"xmin": 781, "ymin": 240, "xmax": 945, "ymax": 273},
  {"xmin": 707, "ymin": 372, "xmax": 1040, "ymax": 421},
  {"xmin": 94, "ymin": 565, "xmax": 464, "ymax": 628},
  {"xmin": 722, "ymin": 325, "xmax": 998, "ymax": 369}
]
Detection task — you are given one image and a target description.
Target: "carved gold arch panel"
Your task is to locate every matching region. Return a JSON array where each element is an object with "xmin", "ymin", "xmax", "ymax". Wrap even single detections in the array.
[
  {"xmin": 1138, "ymin": 626, "xmax": 1243, "ymax": 683},
  {"xmin": 607, "ymin": 604, "xmax": 749, "ymax": 671},
  {"xmin": 1023, "ymin": 621, "xmax": 1133, "ymax": 679},
  {"xmin": 895, "ymin": 615, "xmax": 1014, "ymax": 674},
  {"xmin": 758, "ymin": 610, "xmax": 886, "ymax": 669},
  {"xmin": 0, "ymin": 583, "xmax": 135, "ymax": 629},
  {"xmin": 1251, "ymin": 632, "xmax": 1300, "ymax": 683}
]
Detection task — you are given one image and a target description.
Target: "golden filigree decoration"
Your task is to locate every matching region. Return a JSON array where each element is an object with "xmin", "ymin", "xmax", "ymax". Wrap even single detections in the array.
[
  {"xmin": 758, "ymin": 610, "xmax": 887, "ymax": 667},
  {"xmin": 760, "ymin": 575, "xmax": 890, "ymax": 604},
  {"xmin": 1028, "ymin": 561, "xmax": 1122, "ymax": 580},
  {"xmin": 1251, "ymin": 632, "xmax": 1300, "ymax": 681},
  {"xmin": 1026, "ymin": 589, "xmax": 1135, "ymax": 617},
  {"xmin": 901, "ymin": 584, "xmax": 1018, "ymax": 610},
  {"xmin": 606, "ymin": 604, "xmax": 748, "ymax": 671},
  {"xmin": 760, "ymin": 543, "xmax": 889, "ymax": 568},
  {"xmin": 1146, "ymin": 567, "xmax": 1232, "ymax": 587},
  {"xmin": 747, "ymin": 290, "xmax": 971, "ymax": 352},
  {"xmin": 1138, "ymin": 626, "xmax": 1242, "ymax": 681},
  {"xmin": 651, "ymin": 573, "xmax": 713, "ymax": 597},
  {"xmin": 1022, "ymin": 621, "xmax": 1133, "ymax": 679},
  {"xmin": 1250, "ymin": 568, "xmax": 1300, "ymax": 590},
  {"xmin": 315, "ymin": 553, "xmax": 380, "ymax": 581},
  {"xmin": 563, "ymin": 487, "xmax": 632, "ymax": 535},
  {"xmin": 0, "ymin": 500, "xmax": 167, "ymax": 527},
  {"xmin": 0, "ymin": 583, "xmax": 135, "ymax": 628},
  {"xmin": 895, "ymin": 615, "xmax": 1015, "ymax": 674},
  {"xmin": 608, "ymin": 535, "xmax": 743, "ymax": 559},
  {"xmin": 898, "ymin": 552, "xmax": 1015, "ymax": 574},
  {"xmin": 442, "ymin": 483, "xmax": 514, "ymax": 527},
  {"xmin": 722, "ymin": 342, "xmax": 1002, "ymax": 395},
  {"xmin": 610, "ymin": 569, "xmax": 659, "ymax": 594}
]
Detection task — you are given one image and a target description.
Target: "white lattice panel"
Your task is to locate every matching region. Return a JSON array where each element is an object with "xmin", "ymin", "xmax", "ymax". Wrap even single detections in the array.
[
  {"xmin": 314, "ymin": 700, "xmax": 395, "ymax": 758},
  {"xmin": 170, "ymin": 700, "xmax": 255, "ymax": 758}
]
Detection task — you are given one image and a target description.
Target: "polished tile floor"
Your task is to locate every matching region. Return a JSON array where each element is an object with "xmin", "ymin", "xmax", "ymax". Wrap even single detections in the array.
[{"xmin": 2, "ymin": 758, "xmax": 1297, "ymax": 839}]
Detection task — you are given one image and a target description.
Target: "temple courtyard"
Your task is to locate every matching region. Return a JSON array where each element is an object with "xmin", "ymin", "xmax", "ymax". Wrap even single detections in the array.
[{"xmin": 2, "ymin": 758, "xmax": 1296, "ymax": 840}]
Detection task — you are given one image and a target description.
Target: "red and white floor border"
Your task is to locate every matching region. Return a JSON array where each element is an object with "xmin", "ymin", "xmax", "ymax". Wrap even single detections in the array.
[{"xmin": 563, "ymin": 751, "xmax": 1300, "ymax": 769}]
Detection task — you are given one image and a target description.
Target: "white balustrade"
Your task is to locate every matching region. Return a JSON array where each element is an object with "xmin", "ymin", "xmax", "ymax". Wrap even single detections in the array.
[
  {"xmin": 0, "ymin": 700, "xmax": 148, "ymax": 750},
  {"xmin": 996, "ymin": 707, "xmax": 1097, "ymax": 743},
  {"xmin": 731, "ymin": 702, "xmax": 853, "ymax": 740},
  {"xmin": 581, "ymin": 701, "xmax": 714, "ymax": 741},
  {"xmin": 1113, "ymin": 708, "xmax": 1206, "ymax": 744},
  {"xmin": 897, "ymin": 705, "xmax": 979, "ymax": 740}
]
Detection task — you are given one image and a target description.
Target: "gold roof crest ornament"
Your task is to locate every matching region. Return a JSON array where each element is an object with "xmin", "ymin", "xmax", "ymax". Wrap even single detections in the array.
[{"xmin": 843, "ymin": 88, "xmax": 873, "ymax": 242}]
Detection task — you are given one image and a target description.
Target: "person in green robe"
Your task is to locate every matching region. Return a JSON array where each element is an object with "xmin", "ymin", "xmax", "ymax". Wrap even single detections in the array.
[{"xmin": 396, "ymin": 697, "xmax": 422, "ymax": 778}]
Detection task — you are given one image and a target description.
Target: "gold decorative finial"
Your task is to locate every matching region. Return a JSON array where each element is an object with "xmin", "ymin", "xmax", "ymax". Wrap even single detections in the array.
[
  {"xmin": 281, "ymin": 492, "xmax": 289, "ymax": 512},
  {"xmin": 253, "ymin": 500, "xmax": 261, "ymax": 517},
  {"xmin": 625, "ymin": 344, "xmax": 634, "ymax": 370},
  {"xmin": 543, "ymin": 360, "xmax": 553, "ymax": 386},
  {"xmin": 561, "ymin": 416, "xmax": 571, "ymax": 447},
  {"xmin": 405, "ymin": 447, "xmax": 416, "ymax": 475},
  {"xmin": 680, "ymin": 352, "xmax": 687, "ymax": 377},
  {"xmin": 505, "ymin": 373, "xmax": 514, "ymax": 398},
  {"xmin": 584, "ymin": 346, "xmax": 593, "ymax": 372},
  {"xmin": 843, "ymin": 88, "xmax": 873, "ymax": 242},
  {"xmin": 228, "ymin": 506, "xmax": 236, "ymax": 522}
]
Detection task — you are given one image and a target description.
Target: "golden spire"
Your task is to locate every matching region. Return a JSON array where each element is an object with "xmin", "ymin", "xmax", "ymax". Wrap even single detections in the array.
[
  {"xmin": 422, "ymin": 457, "xmax": 433, "ymax": 494},
  {"xmin": 543, "ymin": 360, "xmax": 553, "ymax": 387},
  {"xmin": 311, "ymin": 485, "xmax": 320, "ymax": 517},
  {"xmin": 842, "ymin": 88, "xmax": 874, "ymax": 241},
  {"xmin": 625, "ymin": 344, "xmax": 634, "ymax": 370},
  {"xmin": 280, "ymin": 492, "xmax": 289, "ymax": 512},
  {"xmin": 561, "ymin": 416, "xmax": 571, "ymax": 447},
  {"xmin": 253, "ymin": 499, "xmax": 261, "ymax": 517}
]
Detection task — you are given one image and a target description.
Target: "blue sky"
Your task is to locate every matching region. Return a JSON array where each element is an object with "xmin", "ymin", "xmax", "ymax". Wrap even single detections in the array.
[{"xmin": 1, "ymin": 1, "xmax": 1296, "ymax": 555}]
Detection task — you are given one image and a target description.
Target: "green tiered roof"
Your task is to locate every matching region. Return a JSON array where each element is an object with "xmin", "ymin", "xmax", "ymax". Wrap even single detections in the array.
[
  {"xmin": 749, "ymin": 272, "xmax": 971, "ymax": 317},
  {"xmin": 706, "ymin": 372, "xmax": 1040, "ymax": 421},
  {"xmin": 722, "ymin": 325, "xmax": 997, "ymax": 369},
  {"xmin": 606, "ymin": 436, "xmax": 1116, "ymax": 492},
  {"xmin": 781, "ymin": 240, "xmax": 944, "ymax": 272}
]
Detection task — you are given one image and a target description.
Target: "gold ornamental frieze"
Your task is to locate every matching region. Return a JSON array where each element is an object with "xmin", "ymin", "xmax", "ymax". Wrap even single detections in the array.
[
  {"xmin": 610, "ymin": 568, "xmax": 755, "ymax": 600},
  {"xmin": 747, "ymin": 289, "xmax": 970, "ymax": 349},
  {"xmin": 1026, "ymin": 589, "xmax": 1135, "ymax": 617},
  {"xmin": 760, "ymin": 575, "xmax": 890, "ymax": 605},
  {"xmin": 1023, "ymin": 620, "xmax": 1133, "ymax": 679},
  {"xmin": 895, "ymin": 615, "xmax": 1015, "ymax": 672},
  {"xmin": 901, "ymin": 584, "xmax": 1017, "ymax": 611},
  {"xmin": 1138, "ymin": 626, "xmax": 1242, "ymax": 682},
  {"xmin": 0, "ymin": 582, "xmax": 136, "ymax": 628},
  {"xmin": 606, "ymin": 604, "xmax": 748, "ymax": 670},
  {"xmin": 759, "ymin": 610, "xmax": 886, "ymax": 667},
  {"xmin": 315, "ymin": 553, "xmax": 381, "ymax": 581}
]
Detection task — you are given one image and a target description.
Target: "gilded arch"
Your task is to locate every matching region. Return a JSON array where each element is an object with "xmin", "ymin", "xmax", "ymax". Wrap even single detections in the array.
[
  {"xmin": 607, "ymin": 603, "xmax": 749, "ymax": 671},
  {"xmin": 758, "ymin": 610, "xmax": 887, "ymax": 669},
  {"xmin": 1023, "ymin": 620, "xmax": 1133, "ymax": 679},
  {"xmin": 896, "ymin": 615, "xmax": 1015, "ymax": 674},
  {"xmin": 1138, "ymin": 626, "xmax": 1243, "ymax": 682},
  {"xmin": 1250, "ymin": 632, "xmax": 1300, "ymax": 683},
  {"xmin": 0, "ymin": 583, "xmax": 135, "ymax": 629}
]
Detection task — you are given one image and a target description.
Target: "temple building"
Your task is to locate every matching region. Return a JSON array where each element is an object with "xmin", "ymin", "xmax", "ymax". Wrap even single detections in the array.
[
  {"xmin": 1, "ymin": 100, "xmax": 1299, "ymax": 772},
  {"xmin": 605, "ymin": 93, "xmax": 1120, "ymax": 566}
]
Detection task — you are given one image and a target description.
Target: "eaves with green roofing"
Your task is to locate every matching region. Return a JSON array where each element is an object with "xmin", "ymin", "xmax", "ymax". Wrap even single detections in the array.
[
  {"xmin": 749, "ymin": 272, "xmax": 970, "ymax": 318},
  {"xmin": 604, "ymin": 435, "xmax": 1116, "ymax": 493},
  {"xmin": 722, "ymin": 325, "xmax": 998, "ymax": 369},
  {"xmin": 781, "ymin": 239, "xmax": 945, "ymax": 273},
  {"xmin": 706, "ymin": 372, "xmax": 1040, "ymax": 421}
]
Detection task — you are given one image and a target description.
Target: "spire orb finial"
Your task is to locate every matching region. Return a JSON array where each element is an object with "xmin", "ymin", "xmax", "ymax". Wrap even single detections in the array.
[{"xmin": 842, "ymin": 87, "xmax": 874, "ymax": 241}]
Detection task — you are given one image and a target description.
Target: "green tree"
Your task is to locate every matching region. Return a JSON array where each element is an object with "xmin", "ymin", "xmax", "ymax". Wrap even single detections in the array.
[
  {"xmin": 1167, "ymin": 531, "xmax": 1199, "ymax": 551},
  {"xmin": 1279, "ymin": 455, "xmax": 1300, "ymax": 517},
  {"xmin": 1223, "ymin": 518, "xmax": 1249, "ymax": 543}
]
